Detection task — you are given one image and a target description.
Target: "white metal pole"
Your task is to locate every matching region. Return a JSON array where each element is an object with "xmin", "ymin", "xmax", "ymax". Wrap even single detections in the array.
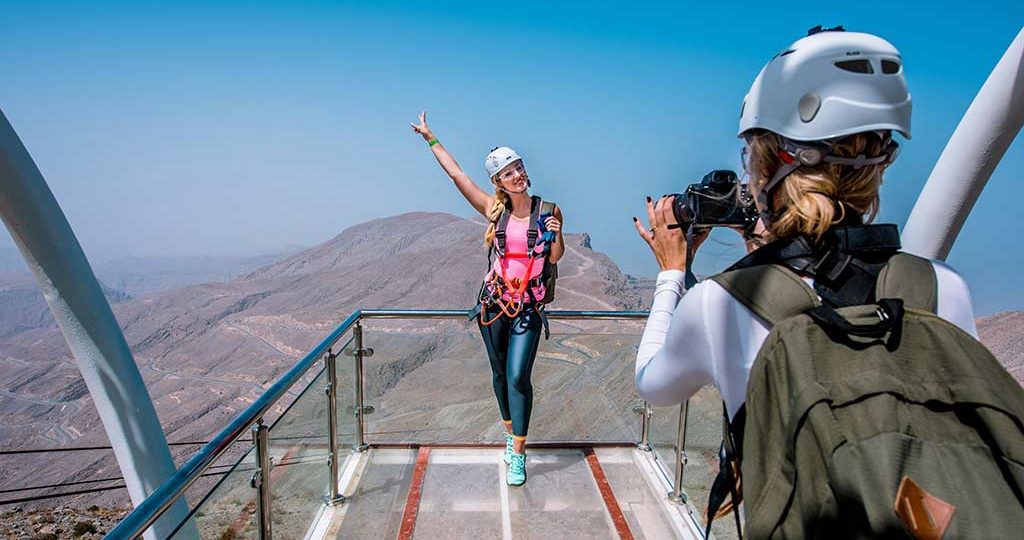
[
  {"xmin": 0, "ymin": 109, "xmax": 194, "ymax": 539},
  {"xmin": 902, "ymin": 27, "xmax": 1024, "ymax": 260}
]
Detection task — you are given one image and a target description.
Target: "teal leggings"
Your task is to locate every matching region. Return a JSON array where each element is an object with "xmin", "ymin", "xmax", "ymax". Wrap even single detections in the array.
[{"xmin": 477, "ymin": 305, "xmax": 543, "ymax": 437}]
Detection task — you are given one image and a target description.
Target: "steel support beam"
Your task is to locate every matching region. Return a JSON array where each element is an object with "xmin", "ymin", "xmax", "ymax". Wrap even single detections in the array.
[{"xmin": 0, "ymin": 109, "xmax": 193, "ymax": 539}]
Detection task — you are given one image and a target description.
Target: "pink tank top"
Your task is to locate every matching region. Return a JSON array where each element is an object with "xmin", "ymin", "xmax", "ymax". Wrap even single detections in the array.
[{"xmin": 487, "ymin": 215, "xmax": 546, "ymax": 303}]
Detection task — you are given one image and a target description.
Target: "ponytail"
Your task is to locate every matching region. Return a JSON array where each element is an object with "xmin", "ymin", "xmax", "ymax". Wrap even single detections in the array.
[
  {"xmin": 747, "ymin": 131, "xmax": 886, "ymax": 243},
  {"xmin": 483, "ymin": 182, "xmax": 511, "ymax": 247}
]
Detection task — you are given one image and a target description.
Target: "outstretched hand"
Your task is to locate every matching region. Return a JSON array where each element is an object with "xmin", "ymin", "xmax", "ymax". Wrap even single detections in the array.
[{"xmin": 410, "ymin": 110, "xmax": 434, "ymax": 141}]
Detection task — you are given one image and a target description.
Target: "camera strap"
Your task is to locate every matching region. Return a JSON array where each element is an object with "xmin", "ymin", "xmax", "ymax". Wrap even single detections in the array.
[{"xmin": 684, "ymin": 230, "xmax": 700, "ymax": 289}]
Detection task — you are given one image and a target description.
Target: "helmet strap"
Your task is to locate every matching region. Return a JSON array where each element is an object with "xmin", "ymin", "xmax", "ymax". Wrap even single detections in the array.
[
  {"xmin": 758, "ymin": 159, "xmax": 801, "ymax": 223},
  {"xmin": 778, "ymin": 135, "xmax": 896, "ymax": 168},
  {"xmin": 759, "ymin": 134, "xmax": 895, "ymax": 223}
]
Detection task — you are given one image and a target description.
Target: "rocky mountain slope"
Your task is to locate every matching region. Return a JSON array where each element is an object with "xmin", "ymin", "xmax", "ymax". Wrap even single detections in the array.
[
  {"xmin": 94, "ymin": 248, "xmax": 305, "ymax": 297},
  {"xmin": 0, "ymin": 247, "xmax": 303, "ymax": 339},
  {"xmin": 977, "ymin": 310, "xmax": 1024, "ymax": 383}
]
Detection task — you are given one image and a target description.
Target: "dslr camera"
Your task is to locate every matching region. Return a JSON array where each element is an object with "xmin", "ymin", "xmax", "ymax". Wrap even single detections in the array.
[{"xmin": 668, "ymin": 170, "xmax": 758, "ymax": 233}]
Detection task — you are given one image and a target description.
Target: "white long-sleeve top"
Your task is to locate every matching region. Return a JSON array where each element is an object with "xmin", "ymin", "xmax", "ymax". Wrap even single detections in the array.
[{"xmin": 635, "ymin": 260, "xmax": 978, "ymax": 417}]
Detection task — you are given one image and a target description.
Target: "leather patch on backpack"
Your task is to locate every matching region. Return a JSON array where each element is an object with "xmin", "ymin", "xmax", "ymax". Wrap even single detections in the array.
[{"xmin": 894, "ymin": 476, "xmax": 955, "ymax": 540}]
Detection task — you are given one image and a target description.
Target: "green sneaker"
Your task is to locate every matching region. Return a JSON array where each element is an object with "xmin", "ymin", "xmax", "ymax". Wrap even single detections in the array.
[
  {"xmin": 507, "ymin": 452, "xmax": 526, "ymax": 486},
  {"xmin": 503, "ymin": 433, "xmax": 514, "ymax": 465}
]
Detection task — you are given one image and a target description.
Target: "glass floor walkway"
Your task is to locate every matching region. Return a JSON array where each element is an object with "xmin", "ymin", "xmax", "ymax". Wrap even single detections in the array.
[{"xmin": 312, "ymin": 445, "xmax": 705, "ymax": 540}]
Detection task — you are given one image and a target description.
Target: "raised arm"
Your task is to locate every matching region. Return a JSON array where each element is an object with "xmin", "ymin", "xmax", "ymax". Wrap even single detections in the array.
[{"xmin": 411, "ymin": 111, "xmax": 493, "ymax": 217}]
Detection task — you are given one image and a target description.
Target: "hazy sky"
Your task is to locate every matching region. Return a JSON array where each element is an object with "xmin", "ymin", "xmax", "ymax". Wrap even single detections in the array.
[{"xmin": 2, "ymin": 1, "xmax": 1022, "ymax": 315}]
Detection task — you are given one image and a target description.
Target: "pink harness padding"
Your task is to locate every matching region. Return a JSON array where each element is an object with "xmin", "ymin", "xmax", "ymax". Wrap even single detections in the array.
[{"xmin": 487, "ymin": 216, "xmax": 546, "ymax": 302}]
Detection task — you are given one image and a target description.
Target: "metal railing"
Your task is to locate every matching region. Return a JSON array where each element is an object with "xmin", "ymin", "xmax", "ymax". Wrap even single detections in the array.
[{"xmin": 105, "ymin": 308, "xmax": 697, "ymax": 540}]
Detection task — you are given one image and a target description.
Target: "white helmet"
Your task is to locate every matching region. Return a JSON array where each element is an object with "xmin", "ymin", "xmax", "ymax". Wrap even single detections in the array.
[
  {"xmin": 738, "ymin": 27, "xmax": 911, "ymax": 141},
  {"xmin": 484, "ymin": 146, "xmax": 523, "ymax": 178}
]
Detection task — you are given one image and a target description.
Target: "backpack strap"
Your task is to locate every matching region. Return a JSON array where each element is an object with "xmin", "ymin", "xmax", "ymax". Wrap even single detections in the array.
[
  {"xmin": 708, "ymin": 265, "xmax": 816, "ymax": 540},
  {"xmin": 539, "ymin": 199, "xmax": 557, "ymax": 256},
  {"xmin": 494, "ymin": 205, "xmax": 512, "ymax": 257},
  {"xmin": 725, "ymin": 224, "xmax": 902, "ymax": 309},
  {"xmin": 711, "ymin": 264, "xmax": 821, "ymax": 326},
  {"xmin": 876, "ymin": 252, "xmax": 938, "ymax": 313},
  {"xmin": 706, "ymin": 403, "xmax": 746, "ymax": 540},
  {"xmin": 526, "ymin": 195, "xmax": 541, "ymax": 255}
]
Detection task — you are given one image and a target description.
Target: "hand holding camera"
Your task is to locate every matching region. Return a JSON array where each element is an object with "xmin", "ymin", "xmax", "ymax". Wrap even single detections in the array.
[
  {"xmin": 634, "ymin": 195, "xmax": 698, "ymax": 272},
  {"xmin": 635, "ymin": 170, "xmax": 759, "ymax": 274}
]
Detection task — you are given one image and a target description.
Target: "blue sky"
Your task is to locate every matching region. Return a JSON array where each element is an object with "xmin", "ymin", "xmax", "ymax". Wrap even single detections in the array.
[{"xmin": 1, "ymin": 1, "xmax": 1022, "ymax": 315}]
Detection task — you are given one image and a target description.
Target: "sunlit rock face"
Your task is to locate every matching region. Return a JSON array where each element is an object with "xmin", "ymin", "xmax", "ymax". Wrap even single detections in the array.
[{"xmin": 977, "ymin": 310, "xmax": 1024, "ymax": 384}]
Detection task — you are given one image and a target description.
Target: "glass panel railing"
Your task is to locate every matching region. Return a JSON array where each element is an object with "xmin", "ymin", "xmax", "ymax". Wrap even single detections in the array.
[
  {"xmin": 107, "ymin": 313, "xmax": 363, "ymax": 539},
  {"xmin": 359, "ymin": 319, "xmax": 478, "ymax": 444},
  {"xmin": 531, "ymin": 319, "xmax": 645, "ymax": 443},
  {"xmin": 267, "ymin": 366, "xmax": 331, "ymax": 540},
  {"xmin": 336, "ymin": 335, "xmax": 359, "ymax": 454},
  {"xmin": 358, "ymin": 317, "xmax": 644, "ymax": 444},
  {"xmin": 163, "ymin": 337, "xmax": 358, "ymax": 540},
  {"xmin": 111, "ymin": 311, "xmax": 683, "ymax": 538},
  {"xmin": 169, "ymin": 445, "xmax": 258, "ymax": 540}
]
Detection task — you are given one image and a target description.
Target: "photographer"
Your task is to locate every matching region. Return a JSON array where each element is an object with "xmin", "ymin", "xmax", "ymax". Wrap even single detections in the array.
[
  {"xmin": 630, "ymin": 27, "xmax": 1019, "ymax": 538},
  {"xmin": 633, "ymin": 27, "xmax": 976, "ymax": 420},
  {"xmin": 630, "ymin": 27, "xmax": 1007, "ymax": 532}
]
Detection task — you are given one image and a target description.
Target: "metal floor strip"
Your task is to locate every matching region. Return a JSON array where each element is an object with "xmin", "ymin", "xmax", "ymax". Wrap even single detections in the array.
[
  {"xmin": 583, "ymin": 446, "xmax": 636, "ymax": 540},
  {"xmin": 397, "ymin": 446, "xmax": 430, "ymax": 540}
]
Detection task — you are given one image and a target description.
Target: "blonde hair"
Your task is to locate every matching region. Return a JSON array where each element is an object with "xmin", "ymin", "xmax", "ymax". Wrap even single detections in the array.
[
  {"xmin": 483, "ymin": 178, "xmax": 511, "ymax": 247},
  {"xmin": 747, "ymin": 131, "xmax": 889, "ymax": 243}
]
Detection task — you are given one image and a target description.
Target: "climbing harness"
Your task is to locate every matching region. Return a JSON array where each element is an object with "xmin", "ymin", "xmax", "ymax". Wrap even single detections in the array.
[{"xmin": 477, "ymin": 196, "xmax": 556, "ymax": 333}]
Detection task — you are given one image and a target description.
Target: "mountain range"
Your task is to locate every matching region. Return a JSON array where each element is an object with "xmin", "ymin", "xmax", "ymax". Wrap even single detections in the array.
[
  {"xmin": 0, "ymin": 212, "xmax": 1019, "ymax": 510},
  {"xmin": 0, "ymin": 212, "xmax": 653, "ymax": 507}
]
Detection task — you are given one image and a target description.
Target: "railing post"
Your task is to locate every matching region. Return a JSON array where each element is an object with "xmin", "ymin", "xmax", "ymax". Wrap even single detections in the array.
[
  {"xmin": 635, "ymin": 401, "xmax": 653, "ymax": 451},
  {"xmin": 251, "ymin": 420, "xmax": 273, "ymax": 538},
  {"xmin": 667, "ymin": 399, "xmax": 689, "ymax": 504},
  {"xmin": 323, "ymin": 348, "xmax": 346, "ymax": 506},
  {"xmin": 353, "ymin": 319, "xmax": 373, "ymax": 452}
]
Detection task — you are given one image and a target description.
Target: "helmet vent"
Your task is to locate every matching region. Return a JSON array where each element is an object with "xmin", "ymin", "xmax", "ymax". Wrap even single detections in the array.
[
  {"xmin": 779, "ymin": 49, "xmax": 796, "ymax": 57},
  {"xmin": 834, "ymin": 59, "xmax": 873, "ymax": 74},
  {"xmin": 881, "ymin": 59, "xmax": 902, "ymax": 74}
]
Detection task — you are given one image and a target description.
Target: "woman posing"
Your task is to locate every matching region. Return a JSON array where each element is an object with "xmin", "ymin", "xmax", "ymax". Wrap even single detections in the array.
[{"xmin": 411, "ymin": 111, "xmax": 564, "ymax": 486}]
